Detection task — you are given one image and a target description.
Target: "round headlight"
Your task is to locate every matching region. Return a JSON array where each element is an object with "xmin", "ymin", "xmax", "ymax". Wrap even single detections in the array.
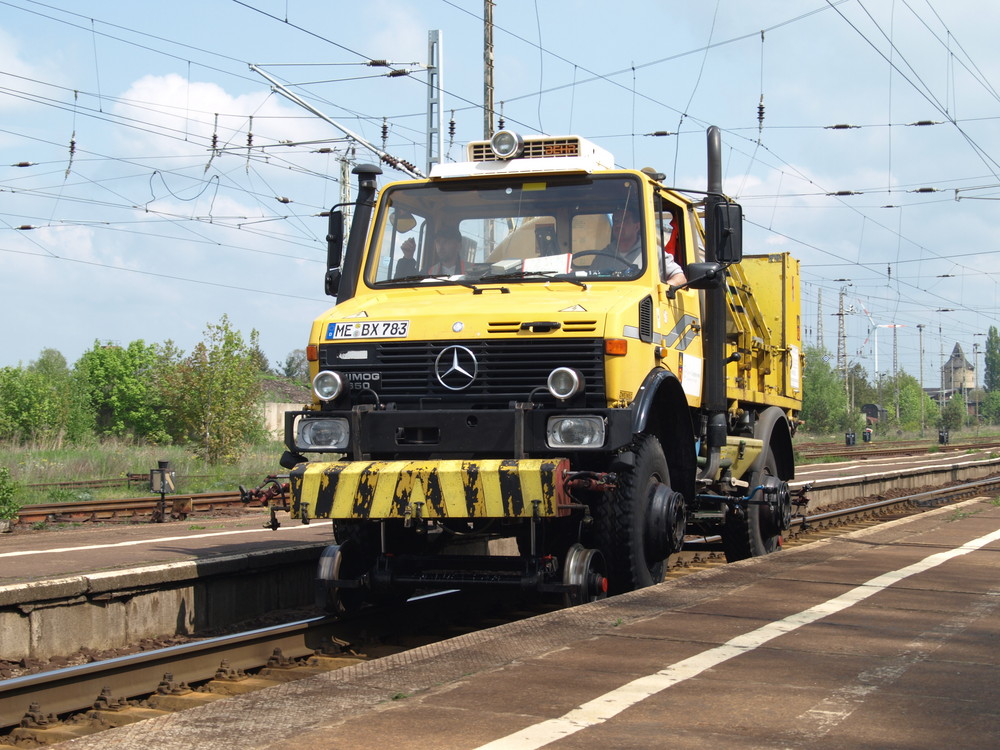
[
  {"xmin": 312, "ymin": 370, "xmax": 345, "ymax": 401},
  {"xmin": 490, "ymin": 130, "xmax": 524, "ymax": 159},
  {"xmin": 547, "ymin": 367, "xmax": 584, "ymax": 400}
]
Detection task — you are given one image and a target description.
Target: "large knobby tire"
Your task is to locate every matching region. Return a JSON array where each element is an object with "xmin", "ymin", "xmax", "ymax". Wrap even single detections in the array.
[
  {"xmin": 594, "ymin": 435, "xmax": 673, "ymax": 595},
  {"xmin": 722, "ymin": 445, "xmax": 782, "ymax": 562}
]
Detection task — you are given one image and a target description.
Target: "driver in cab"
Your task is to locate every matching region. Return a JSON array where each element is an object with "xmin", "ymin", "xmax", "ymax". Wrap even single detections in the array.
[{"xmin": 606, "ymin": 206, "xmax": 686, "ymax": 285}]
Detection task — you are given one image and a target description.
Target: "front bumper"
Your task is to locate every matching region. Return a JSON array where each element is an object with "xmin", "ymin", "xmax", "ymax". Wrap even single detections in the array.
[
  {"xmin": 284, "ymin": 406, "xmax": 634, "ymax": 458},
  {"xmin": 290, "ymin": 457, "xmax": 572, "ymax": 520}
]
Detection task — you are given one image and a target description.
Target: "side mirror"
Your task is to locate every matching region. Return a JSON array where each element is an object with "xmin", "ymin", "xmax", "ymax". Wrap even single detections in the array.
[
  {"xmin": 325, "ymin": 210, "xmax": 344, "ymax": 298},
  {"xmin": 324, "ymin": 268, "xmax": 342, "ymax": 297},
  {"xmin": 712, "ymin": 202, "xmax": 743, "ymax": 264}
]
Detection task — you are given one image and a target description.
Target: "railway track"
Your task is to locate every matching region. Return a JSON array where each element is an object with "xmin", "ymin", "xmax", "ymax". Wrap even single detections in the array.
[
  {"xmin": 795, "ymin": 436, "xmax": 1000, "ymax": 462},
  {"xmin": 0, "ymin": 589, "xmax": 547, "ymax": 743},
  {"xmin": 3, "ymin": 474, "xmax": 998, "ymax": 744},
  {"xmin": 13, "ymin": 490, "xmax": 272, "ymax": 526}
]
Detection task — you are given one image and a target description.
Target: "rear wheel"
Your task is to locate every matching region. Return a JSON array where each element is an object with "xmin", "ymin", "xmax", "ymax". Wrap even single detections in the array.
[
  {"xmin": 316, "ymin": 521, "xmax": 377, "ymax": 614},
  {"xmin": 722, "ymin": 445, "xmax": 782, "ymax": 562},
  {"xmin": 593, "ymin": 435, "xmax": 686, "ymax": 594},
  {"xmin": 562, "ymin": 544, "xmax": 608, "ymax": 606},
  {"xmin": 317, "ymin": 521, "xmax": 422, "ymax": 614}
]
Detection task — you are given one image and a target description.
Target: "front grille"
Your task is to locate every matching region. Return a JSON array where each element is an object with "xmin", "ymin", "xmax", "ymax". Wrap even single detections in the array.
[
  {"xmin": 319, "ymin": 338, "xmax": 605, "ymax": 407},
  {"xmin": 486, "ymin": 320, "xmax": 598, "ymax": 334}
]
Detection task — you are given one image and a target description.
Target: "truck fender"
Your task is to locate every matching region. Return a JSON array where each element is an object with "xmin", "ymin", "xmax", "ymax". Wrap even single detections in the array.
[
  {"xmin": 627, "ymin": 369, "xmax": 697, "ymax": 501},
  {"xmin": 751, "ymin": 406, "xmax": 795, "ymax": 481}
]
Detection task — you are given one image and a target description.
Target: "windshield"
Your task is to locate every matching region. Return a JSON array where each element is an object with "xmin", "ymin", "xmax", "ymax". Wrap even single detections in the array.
[{"xmin": 366, "ymin": 174, "xmax": 648, "ymax": 286}]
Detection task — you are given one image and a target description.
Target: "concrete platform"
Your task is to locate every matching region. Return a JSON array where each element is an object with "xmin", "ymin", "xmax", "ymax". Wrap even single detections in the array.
[
  {"xmin": 58, "ymin": 495, "xmax": 1000, "ymax": 750},
  {"xmin": 0, "ymin": 516, "xmax": 333, "ymax": 661}
]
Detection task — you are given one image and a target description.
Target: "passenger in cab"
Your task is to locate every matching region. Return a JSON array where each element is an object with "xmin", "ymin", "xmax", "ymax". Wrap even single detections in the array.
[
  {"xmin": 393, "ymin": 237, "xmax": 418, "ymax": 278},
  {"xmin": 427, "ymin": 227, "xmax": 466, "ymax": 276}
]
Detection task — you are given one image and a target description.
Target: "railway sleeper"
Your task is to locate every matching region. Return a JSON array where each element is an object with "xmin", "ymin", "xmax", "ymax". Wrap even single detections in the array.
[{"xmin": 2, "ymin": 652, "xmax": 368, "ymax": 746}]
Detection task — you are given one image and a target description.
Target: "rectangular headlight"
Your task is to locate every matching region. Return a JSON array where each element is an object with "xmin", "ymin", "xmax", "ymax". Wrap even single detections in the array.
[
  {"xmin": 296, "ymin": 417, "xmax": 350, "ymax": 451},
  {"xmin": 546, "ymin": 415, "xmax": 606, "ymax": 449}
]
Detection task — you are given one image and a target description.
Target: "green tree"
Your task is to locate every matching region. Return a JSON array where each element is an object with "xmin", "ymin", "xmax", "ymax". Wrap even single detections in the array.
[
  {"xmin": 981, "ymin": 391, "xmax": 1000, "ymax": 425},
  {"xmin": 847, "ymin": 362, "xmax": 876, "ymax": 411},
  {"xmin": 28, "ymin": 349, "xmax": 94, "ymax": 443},
  {"xmin": 886, "ymin": 372, "xmax": 939, "ymax": 432},
  {"xmin": 801, "ymin": 346, "xmax": 858, "ymax": 433},
  {"xmin": 0, "ymin": 366, "xmax": 60, "ymax": 443},
  {"xmin": 249, "ymin": 342, "xmax": 272, "ymax": 375},
  {"xmin": 985, "ymin": 326, "xmax": 1000, "ymax": 392},
  {"xmin": 281, "ymin": 349, "xmax": 309, "ymax": 383},
  {"xmin": 163, "ymin": 315, "xmax": 265, "ymax": 464},
  {"xmin": 74, "ymin": 341, "xmax": 172, "ymax": 442},
  {"xmin": 940, "ymin": 392, "xmax": 967, "ymax": 431}
]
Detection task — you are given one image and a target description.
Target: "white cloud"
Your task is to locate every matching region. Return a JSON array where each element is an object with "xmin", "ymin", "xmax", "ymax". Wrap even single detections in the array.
[{"xmin": 112, "ymin": 73, "xmax": 335, "ymax": 158}]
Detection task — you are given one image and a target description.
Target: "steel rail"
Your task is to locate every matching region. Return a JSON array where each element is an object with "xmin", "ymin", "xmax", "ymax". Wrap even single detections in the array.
[
  {"xmin": 0, "ymin": 615, "xmax": 332, "ymax": 729},
  {"xmin": 15, "ymin": 491, "xmax": 252, "ymax": 524}
]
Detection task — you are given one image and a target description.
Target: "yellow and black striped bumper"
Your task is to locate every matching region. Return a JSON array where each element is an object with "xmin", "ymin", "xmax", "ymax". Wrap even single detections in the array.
[{"xmin": 289, "ymin": 458, "xmax": 571, "ymax": 520}]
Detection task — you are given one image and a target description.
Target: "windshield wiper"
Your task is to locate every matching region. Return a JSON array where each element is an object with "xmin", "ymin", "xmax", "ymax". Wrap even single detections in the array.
[
  {"xmin": 477, "ymin": 270, "xmax": 588, "ymax": 288},
  {"xmin": 391, "ymin": 274, "xmax": 481, "ymax": 291}
]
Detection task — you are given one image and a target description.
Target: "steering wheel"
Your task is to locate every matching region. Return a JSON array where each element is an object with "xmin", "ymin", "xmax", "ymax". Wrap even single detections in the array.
[{"xmin": 571, "ymin": 250, "xmax": 631, "ymax": 270}]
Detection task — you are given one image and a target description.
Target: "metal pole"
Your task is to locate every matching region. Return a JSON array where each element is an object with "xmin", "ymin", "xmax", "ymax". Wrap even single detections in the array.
[
  {"xmin": 893, "ymin": 324, "xmax": 900, "ymax": 421},
  {"xmin": 484, "ymin": 0, "xmax": 495, "ymax": 138},
  {"xmin": 426, "ymin": 31, "xmax": 444, "ymax": 174},
  {"xmin": 917, "ymin": 324, "xmax": 925, "ymax": 436},
  {"xmin": 974, "ymin": 342, "xmax": 980, "ymax": 434}
]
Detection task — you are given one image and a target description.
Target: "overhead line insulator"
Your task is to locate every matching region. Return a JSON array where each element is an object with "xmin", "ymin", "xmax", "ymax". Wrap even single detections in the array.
[{"xmin": 825, "ymin": 124, "xmax": 859, "ymax": 129}]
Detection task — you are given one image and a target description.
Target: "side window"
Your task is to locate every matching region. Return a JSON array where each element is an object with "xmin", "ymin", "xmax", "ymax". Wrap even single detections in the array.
[
  {"xmin": 374, "ymin": 211, "xmax": 425, "ymax": 282},
  {"xmin": 655, "ymin": 195, "xmax": 684, "ymax": 282},
  {"xmin": 687, "ymin": 205, "xmax": 705, "ymax": 263}
]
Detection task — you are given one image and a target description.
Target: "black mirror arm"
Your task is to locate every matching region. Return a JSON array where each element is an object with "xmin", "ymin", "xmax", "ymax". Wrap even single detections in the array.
[{"xmin": 665, "ymin": 261, "xmax": 730, "ymax": 299}]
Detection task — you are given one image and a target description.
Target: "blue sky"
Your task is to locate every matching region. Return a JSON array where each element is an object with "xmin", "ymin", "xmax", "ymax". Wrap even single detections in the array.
[{"xmin": 2, "ymin": 0, "xmax": 999, "ymax": 388}]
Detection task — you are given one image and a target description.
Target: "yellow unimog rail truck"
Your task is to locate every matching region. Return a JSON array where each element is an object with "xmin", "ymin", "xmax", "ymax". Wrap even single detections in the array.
[{"xmin": 278, "ymin": 126, "xmax": 803, "ymax": 610}]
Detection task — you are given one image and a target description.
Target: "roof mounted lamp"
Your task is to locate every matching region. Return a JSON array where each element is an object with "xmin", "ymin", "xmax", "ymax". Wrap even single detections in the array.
[{"xmin": 490, "ymin": 130, "xmax": 524, "ymax": 159}]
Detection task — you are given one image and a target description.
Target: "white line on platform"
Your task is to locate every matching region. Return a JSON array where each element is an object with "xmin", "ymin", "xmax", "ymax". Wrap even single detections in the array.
[
  {"xmin": 0, "ymin": 523, "xmax": 318, "ymax": 558},
  {"xmin": 475, "ymin": 526, "xmax": 1000, "ymax": 750}
]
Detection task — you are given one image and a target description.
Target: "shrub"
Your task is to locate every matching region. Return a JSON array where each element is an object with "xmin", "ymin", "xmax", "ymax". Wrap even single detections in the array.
[{"xmin": 0, "ymin": 466, "xmax": 21, "ymax": 520}]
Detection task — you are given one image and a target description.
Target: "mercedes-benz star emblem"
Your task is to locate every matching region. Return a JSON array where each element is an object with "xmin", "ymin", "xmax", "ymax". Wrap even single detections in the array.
[{"xmin": 434, "ymin": 345, "xmax": 478, "ymax": 390}]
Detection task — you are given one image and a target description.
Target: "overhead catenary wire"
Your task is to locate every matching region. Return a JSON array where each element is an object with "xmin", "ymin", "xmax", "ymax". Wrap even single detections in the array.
[{"xmin": 0, "ymin": 0, "xmax": 995, "ymax": 377}]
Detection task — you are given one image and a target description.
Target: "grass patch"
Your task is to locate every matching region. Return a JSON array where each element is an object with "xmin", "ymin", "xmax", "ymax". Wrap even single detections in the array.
[{"xmin": 1, "ymin": 438, "xmax": 286, "ymax": 506}]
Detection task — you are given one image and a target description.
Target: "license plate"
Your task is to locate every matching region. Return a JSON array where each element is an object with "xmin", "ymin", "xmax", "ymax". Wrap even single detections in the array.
[{"xmin": 326, "ymin": 320, "xmax": 409, "ymax": 339}]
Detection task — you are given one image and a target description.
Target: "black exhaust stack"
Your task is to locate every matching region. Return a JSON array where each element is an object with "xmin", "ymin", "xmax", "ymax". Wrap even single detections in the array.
[
  {"xmin": 702, "ymin": 126, "xmax": 728, "ymax": 476},
  {"xmin": 333, "ymin": 163, "xmax": 382, "ymax": 304}
]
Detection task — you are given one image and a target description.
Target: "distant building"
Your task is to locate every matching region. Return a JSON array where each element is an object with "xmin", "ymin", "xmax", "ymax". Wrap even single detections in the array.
[{"xmin": 941, "ymin": 343, "xmax": 975, "ymax": 392}]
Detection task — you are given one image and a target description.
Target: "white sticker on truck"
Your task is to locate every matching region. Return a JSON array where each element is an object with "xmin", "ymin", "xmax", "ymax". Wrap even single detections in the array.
[{"xmin": 326, "ymin": 320, "xmax": 410, "ymax": 339}]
